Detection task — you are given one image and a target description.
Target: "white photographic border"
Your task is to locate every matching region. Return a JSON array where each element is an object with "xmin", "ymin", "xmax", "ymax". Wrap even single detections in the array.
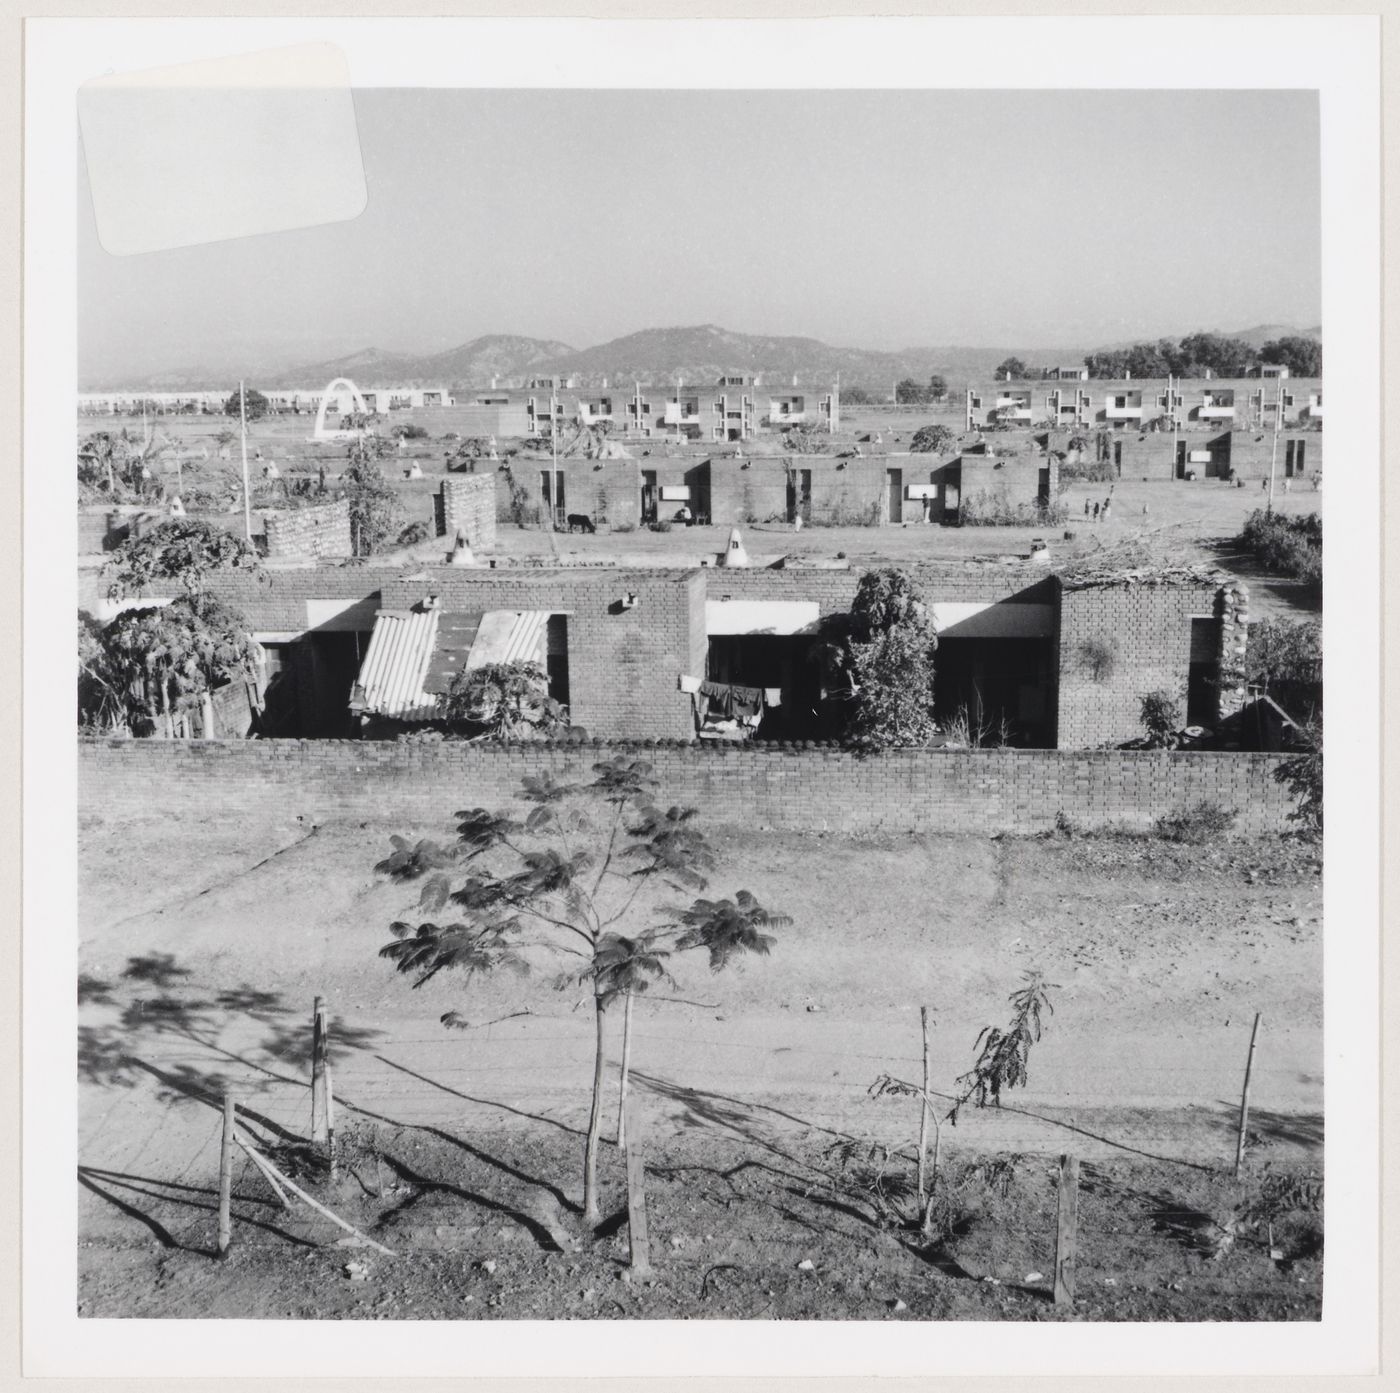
[{"xmin": 23, "ymin": 14, "xmax": 1381, "ymax": 1381}]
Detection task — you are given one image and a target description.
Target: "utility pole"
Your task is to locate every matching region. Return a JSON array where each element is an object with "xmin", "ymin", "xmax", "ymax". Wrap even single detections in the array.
[
  {"xmin": 1267, "ymin": 377, "xmax": 1282, "ymax": 513},
  {"xmin": 549, "ymin": 386, "xmax": 558, "ymax": 530},
  {"xmin": 239, "ymin": 379, "xmax": 252, "ymax": 541}
]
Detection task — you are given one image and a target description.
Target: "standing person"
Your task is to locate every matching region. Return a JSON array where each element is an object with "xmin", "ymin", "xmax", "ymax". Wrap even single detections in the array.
[
  {"xmin": 1093, "ymin": 502, "xmax": 1101, "ymax": 522},
  {"xmin": 1084, "ymin": 498, "xmax": 1091, "ymax": 517},
  {"xmin": 1142, "ymin": 501, "xmax": 1150, "ymax": 520}
]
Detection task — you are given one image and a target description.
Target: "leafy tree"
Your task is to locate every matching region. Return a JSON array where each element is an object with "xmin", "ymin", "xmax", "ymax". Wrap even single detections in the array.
[
  {"xmin": 222, "ymin": 387, "xmax": 270, "ymax": 421},
  {"xmin": 1177, "ymin": 333, "xmax": 1256, "ymax": 378},
  {"xmin": 1083, "ymin": 350, "xmax": 1128, "ymax": 380},
  {"xmin": 340, "ymin": 434, "xmax": 401, "ymax": 557},
  {"xmin": 840, "ymin": 386, "xmax": 875, "ymax": 406},
  {"xmin": 438, "ymin": 661, "xmax": 567, "ymax": 740},
  {"xmin": 994, "ymin": 356, "xmax": 1028, "ymax": 381},
  {"xmin": 1244, "ymin": 617, "xmax": 1322, "ymax": 722},
  {"xmin": 909, "ymin": 423, "xmax": 957, "ymax": 455},
  {"xmin": 1123, "ymin": 342, "xmax": 1172, "ymax": 379},
  {"xmin": 927, "ymin": 374, "xmax": 948, "ymax": 402},
  {"xmin": 78, "ymin": 611, "xmax": 123, "ymax": 731},
  {"xmin": 823, "ymin": 569, "xmax": 939, "ymax": 750},
  {"xmin": 1276, "ymin": 715, "xmax": 1322, "ymax": 836},
  {"xmin": 895, "ymin": 378, "xmax": 928, "ymax": 406},
  {"xmin": 374, "ymin": 758, "xmax": 789, "ymax": 1226},
  {"xmin": 1259, "ymin": 336, "xmax": 1322, "ymax": 377},
  {"xmin": 78, "ymin": 429, "xmax": 169, "ymax": 500},
  {"xmin": 107, "ymin": 518, "xmax": 262, "ymax": 618},
  {"xmin": 93, "ymin": 595, "xmax": 262, "ymax": 737}
]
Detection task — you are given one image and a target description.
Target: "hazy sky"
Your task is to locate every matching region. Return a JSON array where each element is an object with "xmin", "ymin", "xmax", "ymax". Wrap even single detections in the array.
[{"xmin": 78, "ymin": 88, "xmax": 1320, "ymax": 381}]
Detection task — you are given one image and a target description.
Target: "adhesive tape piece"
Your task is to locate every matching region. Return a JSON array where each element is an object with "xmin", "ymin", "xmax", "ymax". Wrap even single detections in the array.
[{"xmin": 78, "ymin": 42, "xmax": 366, "ymax": 257}]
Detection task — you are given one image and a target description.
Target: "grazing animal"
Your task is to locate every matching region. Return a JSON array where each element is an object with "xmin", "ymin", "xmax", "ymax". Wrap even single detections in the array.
[{"xmin": 566, "ymin": 513, "xmax": 596, "ymax": 534}]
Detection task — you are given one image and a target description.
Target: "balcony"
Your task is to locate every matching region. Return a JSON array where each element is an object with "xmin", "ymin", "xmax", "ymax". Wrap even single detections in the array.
[
  {"xmin": 1104, "ymin": 400, "xmax": 1144, "ymax": 421},
  {"xmin": 1198, "ymin": 401, "xmax": 1236, "ymax": 421}
]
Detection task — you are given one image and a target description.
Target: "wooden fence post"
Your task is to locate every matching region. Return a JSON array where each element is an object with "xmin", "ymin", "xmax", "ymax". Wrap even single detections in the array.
[
  {"xmin": 311, "ymin": 996, "xmax": 329, "ymax": 1146},
  {"xmin": 624, "ymin": 1092, "xmax": 652, "ymax": 1280},
  {"xmin": 1053, "ymin": 1153, "xmax": 1079, "ymax": 1307},
  {"xmin": 1234, "ymin": 1012, "xmax": 1262, "ymax": 1179},
  {"xmin": 917, "ymin": 1006, "xmax": 931, "ymax": 1206},
  {"xmin": 217, "ymin": 1087, "xmax": 236, "ymax": 1258}
]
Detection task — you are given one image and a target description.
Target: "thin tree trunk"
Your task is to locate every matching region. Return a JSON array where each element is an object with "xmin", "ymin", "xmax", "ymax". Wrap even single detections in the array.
[
  {"xmin": 582, "ymin": 991, "xmax": 608, "ymax": 1227},
  {"xmin": 617, "ymin": 990, "xmax": 635, "ymax": 1149}
]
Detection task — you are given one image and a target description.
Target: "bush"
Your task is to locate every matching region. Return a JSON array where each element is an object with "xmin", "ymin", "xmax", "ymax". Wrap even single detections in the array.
[
  {"xmin": 1139, "ymin": 689, "xmax": 1181, "ymax": 747},
  {"xmin": 1154, "ymin": 801, "xmax": 1239, "ymax": 843},
  {"xmin": 1246, "ymin": 617, "xmax": 1322, "ymax": 721},
  {"xmin": 392, "ymin": 423, "xmax": 430, "ymax": 440},
  {"xmin": 909, "ymin": 424, "xmax": 956, "ymax": 455},
  {"xmin": 1057, "ymin": 457, "xmax": 1116, "ymax": 484},
  {"xmin": 1276, "ymin": 717, "xmax": 1322, "ymax": 836},
  {"xmin": 1239, "ymin": 509, "xmax": 1322, "ymax": 592},
  {"xmin": 648, "ymin": 520, "xmax": 673, "ymax": 533},
  {"xmin": 960, "ymin": 487, "xmax": 1068, "ymax": 527},
  {"xmin": 397, "ymin": 520, "xmax": 431, "ymax": 547}
]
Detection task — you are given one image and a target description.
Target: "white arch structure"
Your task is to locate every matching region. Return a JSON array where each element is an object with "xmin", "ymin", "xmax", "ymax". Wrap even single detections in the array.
[{"xmin": 312, "ymin": 377, "xmax": 372, "ymax": 443}]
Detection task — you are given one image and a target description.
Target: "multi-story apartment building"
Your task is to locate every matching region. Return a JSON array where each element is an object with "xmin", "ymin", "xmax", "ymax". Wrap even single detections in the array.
[{"xmin": 964, "ymin": 376, "xmax": 1322, "ymax": 433}]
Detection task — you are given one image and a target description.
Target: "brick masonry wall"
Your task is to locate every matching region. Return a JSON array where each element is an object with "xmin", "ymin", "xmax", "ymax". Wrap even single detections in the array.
[
  {"xmin": 1056, "ymin": 581, "xmax": 1219, "ymax": 748},
  {"xmin": 263, "ymin": 499, "xmax": 352, "ymax": 561},
  {"xmin": 379, "ymin": 567, "xmax": 702, "ymax": 739},
  {"xmin": 437, "ymin": 474, "xmax": 497, "ymax": 552},
  {"xmin": 78, "ymin": 738, "xmax": 1298, "ymax": 835}
]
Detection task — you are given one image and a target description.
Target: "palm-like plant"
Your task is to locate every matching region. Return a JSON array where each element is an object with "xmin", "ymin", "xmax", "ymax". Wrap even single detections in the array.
[{"xmin": 375, "ymin": 757, "xmax": 787, "ymax": 1226}]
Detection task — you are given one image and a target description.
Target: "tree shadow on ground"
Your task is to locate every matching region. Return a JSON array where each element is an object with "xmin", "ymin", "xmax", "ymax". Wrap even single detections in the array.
[
  {"xmin": 376, "ymin": 1154, "xmax": 571, "ymax": 1254},
  {"xmin": 1204, "ymin": 1102, "xmax": 1324, "ymax": 1151},
  {"xmin": 78, "ymin": 1164, "xmax": 315, "ymax": 1255}
]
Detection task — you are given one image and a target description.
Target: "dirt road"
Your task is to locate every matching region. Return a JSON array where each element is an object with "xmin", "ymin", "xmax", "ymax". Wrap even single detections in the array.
[{"xmin": 79, "ymin": 810, "xmax": 1322, "ymax": 1242}]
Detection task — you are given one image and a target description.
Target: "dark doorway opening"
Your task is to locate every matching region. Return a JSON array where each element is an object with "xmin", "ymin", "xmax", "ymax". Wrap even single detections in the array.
[
  {"xmin": 705, "ymin": 635, "xmax": 832, "ymax": 740},
  {"xmin": 641, "ymin": 470, "xmax": 658, "ymax": 524},
  {"xmin": 1187, "ymin": 617, "xmax": 1217, "ymax": 728},
  {"xmin": 886, "ymin": 468, "xmax": 903, "ymax": 524},
  {"xmin": 933, "ymin": 637, "xmax": 1055, "ymax": 748}
]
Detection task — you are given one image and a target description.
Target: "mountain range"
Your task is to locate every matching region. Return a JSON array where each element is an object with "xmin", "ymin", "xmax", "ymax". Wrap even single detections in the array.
[{"xmin": 83, "ymin": 321, "xmax": 1322, "ymax": 394}]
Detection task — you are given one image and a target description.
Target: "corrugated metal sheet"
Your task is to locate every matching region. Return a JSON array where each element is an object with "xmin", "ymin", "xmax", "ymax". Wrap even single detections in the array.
[
  {"xmin": 423, "ymin": 611, "xmax": 484, "ymax": 694},
  {"xmin": 466, "ymin": 611, "xmax": 549, "ymax": 670},
  {"xmin": 356, "ymin": 608, "xmax": 440, "ymax": 719}
]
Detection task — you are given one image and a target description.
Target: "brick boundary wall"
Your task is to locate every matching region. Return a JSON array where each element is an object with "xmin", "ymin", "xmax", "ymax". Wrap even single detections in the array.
[{"xmin": 78, "ymin": 739, "xmax": 1298, "ymax": 835}]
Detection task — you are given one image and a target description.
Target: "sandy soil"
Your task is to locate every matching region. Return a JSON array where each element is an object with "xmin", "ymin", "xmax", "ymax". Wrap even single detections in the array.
[{"xmin": 79, "ymin": 810, "xmax": 1321, "ymax": 1215}]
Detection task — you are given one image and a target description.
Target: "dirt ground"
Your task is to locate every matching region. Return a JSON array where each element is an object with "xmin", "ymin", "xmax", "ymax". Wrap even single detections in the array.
[{"xmin": 77, "ymin": 810, "xmax": 1322, "ymax": 1320}]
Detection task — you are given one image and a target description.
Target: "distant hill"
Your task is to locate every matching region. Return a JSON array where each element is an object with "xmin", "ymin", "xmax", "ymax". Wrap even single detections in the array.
[
  {"xmin": 527, "ymin": 324, "xmax": 1088, "ymax": 393},
  {"xmin": 282, "ymin": 334, "xmax": 575, "ymax": 390},
  {"xmin": 84, "ymin": 322, "xmax": 1321, "ymax": 394}
]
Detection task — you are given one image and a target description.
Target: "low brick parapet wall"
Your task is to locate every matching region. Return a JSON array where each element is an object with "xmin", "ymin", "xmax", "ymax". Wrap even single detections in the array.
[{"xmin": 78, "ymin": 739, "xmax": 1298, "ymax": 835}]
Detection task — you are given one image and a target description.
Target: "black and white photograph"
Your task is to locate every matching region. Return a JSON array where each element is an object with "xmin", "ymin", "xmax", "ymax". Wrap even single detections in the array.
[{"xmin": 21, "ymin": 14, "xmax": 1382, "ymax": 1382}]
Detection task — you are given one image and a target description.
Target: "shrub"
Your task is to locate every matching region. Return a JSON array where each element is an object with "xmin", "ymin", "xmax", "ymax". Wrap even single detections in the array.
[
  {"xmin": 1139, "ymin": 689, "xmax": 1182, "ymax": 747},
  {"xmin": 1276, "ymin": 716, "xmax": 1322, "ymax": 836},
  {"xmin": 648, "ymin": 520, "xmax": 673, "ymax": 533},
  {"xmin": 397, "ymin": 520, "xmax": 431, "ymax": 547},
  {"xmin": 909, "ymin": 424, "xmax": 956, "ymax": 455},
  {"xmin": 1246, "ymin": 617, "xmax": 1322, "ymax": 721},
  {"xmin": 1239, "ymin": 509, "xmax": 1322, "ymax": 593},
  {"xmin": 1154, "ymin": 801, "xmax": 1239, "ymax": 843},
  {"xmin": 960, "ymin": 487, "xmax": 1068, "ymax": 527},
  {"xmin": 392, "ymin": 423, "xmax": 429, "ymax": 440},
  {"xmin": 1057, "ymin": 457, "xmax": 1116, "ymax": 484}
]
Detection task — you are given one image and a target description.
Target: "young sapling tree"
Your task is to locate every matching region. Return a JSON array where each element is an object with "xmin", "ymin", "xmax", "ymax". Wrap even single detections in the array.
[{"xmin": 375, "ymin": 757, "xmax": 789, "ymax": 1226}]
